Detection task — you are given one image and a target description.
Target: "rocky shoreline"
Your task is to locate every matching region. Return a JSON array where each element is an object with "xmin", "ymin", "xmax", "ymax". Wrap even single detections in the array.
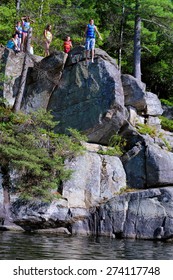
[{"xmin": 1, "ymin": 46, "xmax": 173, "ymax": 240}]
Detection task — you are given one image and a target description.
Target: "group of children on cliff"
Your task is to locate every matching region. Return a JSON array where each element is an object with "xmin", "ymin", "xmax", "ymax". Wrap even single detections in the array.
[
  {"xmin": 6, "ymin": 16, "xmax": 34, "ymax": 53},
  {"xmin": 43, "ymin": 24, "xmax": 72, "ymax": 56},
  {"xmin": 6, "ymin": 16, "xmax": 73, "ymax": 56},
  {"xmin": 6, "ymin": 18, "xmax": 102, "ymax": 63}
]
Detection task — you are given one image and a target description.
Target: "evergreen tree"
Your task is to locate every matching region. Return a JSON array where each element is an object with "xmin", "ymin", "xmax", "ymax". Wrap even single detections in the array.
[{"xmin": 0, "ymin": 101, "xmax": 86, "ymax": 201}]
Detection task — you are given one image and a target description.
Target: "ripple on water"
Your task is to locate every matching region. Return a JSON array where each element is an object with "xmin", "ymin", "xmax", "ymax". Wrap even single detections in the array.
[{"xmin": 0, "ymin": 231, "xmax": 173, "ymax": 260}]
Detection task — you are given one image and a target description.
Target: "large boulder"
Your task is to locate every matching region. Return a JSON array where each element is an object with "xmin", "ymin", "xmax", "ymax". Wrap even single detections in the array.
[
  {"xmin": 21, "ymin": 51, "xmax": 67, "ymax": 112},
  {"xmin": 90, "ymin": 187, "xmax": 173, "ymax": 239},
  {"xmin": 122, "ymin": 74, "xmax": 146, "ymax": 111},
  {"xmin": 144, "ymin": 92, "xmax": 163, "ymax": 116},
  {"xmin": 62, "ymin": 151, "xmax": 126, "ymax": 208},
  {"xmin": 146, "ymin": 144, "xmax": 173, "ymax": 186},
  {"xmin": 122, "ymin": 74, "xmax": 163, "ymax": 116},
  {"xmin": 122, "ymin": 138, "xmax": 173, "ymax": 189},
  {"xmin": 48, "ymin": 46, "xmax": 127, "ymax": 144}
]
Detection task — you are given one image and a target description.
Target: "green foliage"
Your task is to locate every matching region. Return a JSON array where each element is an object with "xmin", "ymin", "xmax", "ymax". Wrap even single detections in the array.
[
  {"xmin": 159, "ymin": 116, "xmax": 173, "ymax": 132},
  {"xmin": 98, "ymin": 133, "xmax": 126, "ymax": 156},
  {"xmin": 136, "ymin": 121, "xmax": 172, "ymax": 151},
  {"xmin": 136, "ymin": 123, "xmax": 157, "ymax": 137},
  {"xmin": 0, "ymin": 3, "xmax": 16, "ymax": 45},
  {"xmin": 159, "ymin": 134, "xmax": 172, "ymax": 151},
  {"xmin": 0, "ymin": 103, "xmax": 85, "ymax": 200},
  {"xmin": 161, "ymin": 98, "xmax": 173, "ymax": 107}
]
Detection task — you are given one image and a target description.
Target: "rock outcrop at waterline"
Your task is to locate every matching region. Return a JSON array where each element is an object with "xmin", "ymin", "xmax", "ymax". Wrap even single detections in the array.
[
  {"xmin": 1, "ymin": 45, "xmax": 173, "ymax": 240},
  {"xmin": 10, "ymin": 186, "xmax": 173, "ymax": 240}
]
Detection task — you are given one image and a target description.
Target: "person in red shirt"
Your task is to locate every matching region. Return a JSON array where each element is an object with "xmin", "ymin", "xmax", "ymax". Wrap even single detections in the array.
[{"xmin": 63, "ymin": 36, "xmax": 73, "ymax": 54}]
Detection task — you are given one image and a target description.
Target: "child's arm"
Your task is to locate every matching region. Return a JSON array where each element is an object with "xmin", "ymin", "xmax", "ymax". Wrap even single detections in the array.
[
  {"xmin": 95, "ymin": 26, "xmax": 102, "ymax": 40},
  {"xmin": 12, "ymin": 38, "xmax": 19, "ymax": 50}
]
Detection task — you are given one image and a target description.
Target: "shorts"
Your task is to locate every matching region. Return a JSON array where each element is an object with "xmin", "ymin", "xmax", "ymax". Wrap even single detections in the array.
[{"xmin": 85, "ymin": 37, "xmax": 95, "ymax": 50}]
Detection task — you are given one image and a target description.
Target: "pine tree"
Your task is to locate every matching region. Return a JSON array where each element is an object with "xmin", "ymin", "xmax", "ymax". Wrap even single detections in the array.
[{"xmin": 0, "ymin": 100, "xmax": 86, "ymax": 201}]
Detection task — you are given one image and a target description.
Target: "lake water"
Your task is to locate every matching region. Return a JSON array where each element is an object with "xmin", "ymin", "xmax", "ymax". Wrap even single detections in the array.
[{"xmin": 0, "ymin": 231, "xmax": 173, "ymax": 260}]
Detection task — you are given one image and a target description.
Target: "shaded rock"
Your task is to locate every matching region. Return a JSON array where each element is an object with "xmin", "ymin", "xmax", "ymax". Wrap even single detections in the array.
[
  {"xmin": 162, "ymin": 103, "xmax": 173, "ymax": 120},
  {"xmin": 11, "ymin": 199, "xmax": 70, "ymax": 231},
  {"xmin": 11, "ymin": 198, "xmax": 90, "ymax": 235},
  {"xmin": 65, "ymin": 46, "xmax": 118, "ymax": 66},
  {"xmin": 90, "ymin": 187, "xmax": 173, "ymax": 240},
  {"xmin": 122, "ymin": 138, "xmax": 173, "ymax": 189},
  {"xmin": 7, "ymin": 183, "xmax": 173, "ymax": 240},
  {"xmin": 122, "ymin": 141, "xmax": 146, "ymax": 189},
  {"xmin": 146, "ymin": 144, "xmax": 173, "ymax": 187},
  {"xmin": 21, "ymin": 51, "xmax": 67, "ymax": 112},
  {"xmin": 0, "ymin": 225, "xmax": 24, "ymax": 231}
]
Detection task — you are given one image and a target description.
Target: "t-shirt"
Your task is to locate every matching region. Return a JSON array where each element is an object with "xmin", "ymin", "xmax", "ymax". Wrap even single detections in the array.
[
  {"xmin": 23, "ymin": 21, "xmax": 30, "ymax": 32},
  {"xmin": 16, "ymin": 26, "xmax": 22, "ymax": 38},
  {"xmin": 6, "ymin": 40, "xmax": 15, "ymax": 49},
  {"xmin": 45, "ymin": 30, "xmax": 52, "ymax": 41},
  {"xmin": 64, "ymin": 40, "xmax": 72, "ymax": 53}
]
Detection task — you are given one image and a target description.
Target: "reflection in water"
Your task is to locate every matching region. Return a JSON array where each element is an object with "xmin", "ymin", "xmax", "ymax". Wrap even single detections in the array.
[{"xmin": 0, "ymin": 231, "xmax": 173, "ymax": 260}]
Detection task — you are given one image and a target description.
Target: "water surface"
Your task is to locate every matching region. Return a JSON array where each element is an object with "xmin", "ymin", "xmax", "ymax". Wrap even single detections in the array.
[{"xmin": 0, "ymin": 231, "xmax": 173, "ymax": 260}]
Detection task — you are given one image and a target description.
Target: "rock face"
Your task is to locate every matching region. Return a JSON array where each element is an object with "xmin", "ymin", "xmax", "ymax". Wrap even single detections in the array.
[
  {"xmin": 122, "ymin": 74, "xmax": 163, "ymax": 116},
  {"xmin": 9, "ymin": 187, "xmax": 173, "ymax": 240},
  {"xmin": 122, "ymin": 137, "xmax": 173, "ymax": 189},
  {"xmin": 122, "ymin": 74, "xmax": 163, "ymax": 129},
  {"xmin": 90, "ymin": 187, "xmax": 173, "ymax": 240},
  {"xmin": 48, "ymin": 46, "xmax": 127, "ymax": 144},
  {"xmin": 62, "ymin": 151, "xmax": 126, "ymax": 208},
  {"xmin": 21, "ymin": 51, "xmax": 67, "ymax": 112},
  {"xmin": 0, "ymin": 47, "xmax": 42, "ymax": 106}
]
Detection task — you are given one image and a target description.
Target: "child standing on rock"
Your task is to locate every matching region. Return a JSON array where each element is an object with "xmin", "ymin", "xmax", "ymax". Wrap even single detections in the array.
[
  {"xmin": 15, "ymin": 21, "xmax": 22, "ymax": 51},
  {"xmin": 44, "ymin": 24, "xmax": 52, "ymax": 56},
  {"xmin": 21, "ymin": 16, "xmax": 34, "ymax": 52},
  {"xmin": 63, "ymin": 36, "xmax": 73, "ymax": 54}
]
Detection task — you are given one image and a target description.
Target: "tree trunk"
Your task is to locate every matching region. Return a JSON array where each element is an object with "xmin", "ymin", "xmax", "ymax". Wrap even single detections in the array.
[
  {"xmin": 118, "ymin": 1, "xmax": 125, "ymax": 70},
  {"xmin": 12, "ymin": 28, "xmax": 32, "ymax": 113},
  {"xmin": 1, "ymin": 163, "xmax": 11, "ymax": 224},
  {"xmin": 133, "ymin": 0, "xmax": 141, "ymax": 81},
  {"xmin": 16, "ymin": 0, "xmax": 21, "ymax": 13},
  {"xmin": 39, "ymin": 0, "xmax": 44, "ymax": 18}
]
